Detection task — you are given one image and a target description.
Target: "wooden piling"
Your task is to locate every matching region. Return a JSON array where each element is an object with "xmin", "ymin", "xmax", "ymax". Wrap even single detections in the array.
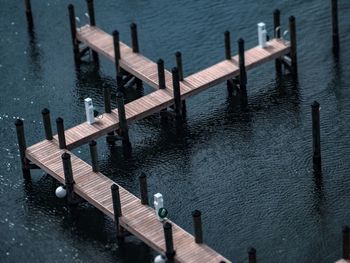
[
  {"xmin": 224, "ymin": 31, "xmax": 232, "ymax": 60},
  {"xmin": 15, "ymin": 119, "xmax": 31, "ymax": 180},
  {"xmin": 331, "ymin": 0, "xmax": 340, "ymax": 55},
  {"xmin": 311, "ymin": 101, "xmax": 321, "ymax": 172},
  {"xmin": 172, "ymin": 67, "xmax": 182, "ymax": 119},
  {"xmin": 130, "ymin": 23, "xmax": 139, "ymax": 53},
  {"xmin": 175, "ymin": 52, "xmax": 184, "ymax": 81},
  {"xmin": 68, "ymin": 4, "xmax": 80, "ymax": 63},
  {"xmin": 56, "ymin": 117, "xmax": 67, "ymax": 149},
  {"xmin": 138, "ymin": 172, "xmax": 149, "ymax": 205},
  {"xmin": 86, "ymin": 0, "xmax": 99, "ymax": 64},
  {"xmin": 248, "ymin": 247, "xmax": 257, "ymax": 263},
  {"xmin": 192, "ymin": 210, "xmax": 203, "ymax": 244},
  {"xmin": 24, "ymin": 0, "xmax": 34, "ymax": 29},
  {"xmin": 89, "ymin": 140, "xmax": 99, "ymax": 173},
  {"xmin": 61, "ymin": 152, "xmax": 75, "ymax": 204},
  {"xmin": 116, "ymin": 92, "xmax": 132, "ymax": 157},
  {"xmin": 289, "ymin": 16, "xmax": 298, "ymax": 77},
  {"xmin": 273, "ymin": 9, "xmax": 282, "ymax": 77},
  {"xmin": 41, "ymin": 108, "xmax": 53, "ymax": 140},
  {"xmin": 157, "ymin": 59, "xmax": 166, "ymax": 89},
  {"xmin": 111, "ymin": 184, "xmax": 124, "ymax": 242},
  {"xmin": 343, "ymin": 226, "xmax": 350, "ymax": 259},
  {"xmin": 163, "ymin": 222, "xmax": 176, "ymax": 261},
  {"xmin": 112, "ymin": 30, "xmax": 122, "ymax": 78},
  {"xmin": 238, "ymin": 38, "xmax": 248, "ymax": 107}
]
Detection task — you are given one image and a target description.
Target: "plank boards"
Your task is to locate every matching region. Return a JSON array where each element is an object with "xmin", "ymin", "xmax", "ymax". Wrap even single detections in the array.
[{"xmin": 25, "ymin": 140, "xmax": 230, "ymax": 263}]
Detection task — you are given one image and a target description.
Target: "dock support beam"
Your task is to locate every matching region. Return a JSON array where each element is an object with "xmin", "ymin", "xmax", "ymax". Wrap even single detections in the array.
[
  {"xmin": 62, "ymin": 153, "xmax": 75, "ymax": 205},
  {"xmin": 163, "ymin": 222, "xmax": 176, "ymax": 262},
  {"xmin": 289, "ymin": 16, "xmax": 298, "ymax": 78},
  {"xmin": 24, "ymin": 0, "xmax": 34, "ymax": 29},
  {"xmin": 56, "ymin": 117, "xmax": 67, "ymax": 149},
  {"xmin": 113, "ymin": 30, "xmax": 122, "ymax": 78},
  {"xmin": 86, "ymin": 0, "xmax": 99, "ymax": 65},
  {"xmin": 172, "ymin": 67, "xmax": 182, "ymax": 119},
  {"xmin": 68, "ymin": 4, "xmax": 80, "ymax": 64},
  {"xmin": 116, "ymin": 92, "xmax": 132, "ymax": 157},
  {"xmin": 248, "ymin": 247, "xmax": 257, "ymax": 263},
  {"xmin": 311, "ymin": 101, "xmax": 321, "ymax": 172},
  {"xmin": 273, "ymin": 9, "xmax": 282, "ymax": 78},
  {"xmin": 343, "ymin": 226, "xmax": 350, "ymax": 259},
  {"xmin": 139, "ymin": 172, "xmax": 149, "ymax": 205},
  {"xmin": 41, "ymin": 108, "xmax": 53, "ymax": 140},
  {"xmin": 331, "ymin": 0, "xmax": 340, "ymax": 55},
  {"xmin": 238, "ymin": 38, "xmax": 248, "ymax": 107},
  {"xmin": 89, "ymin": 140, "xmax": 99, "ymax": 173},
  {"xmin": 192, "ymin": 210, "xmax": 203, "ymax": 244},
  {"xmin": 15, "ymin": 119, "xmax": 31, "ymax": 180},
  {"xmin": 111, "ymin": 184, "xmax": 124, "ymax": 243}
]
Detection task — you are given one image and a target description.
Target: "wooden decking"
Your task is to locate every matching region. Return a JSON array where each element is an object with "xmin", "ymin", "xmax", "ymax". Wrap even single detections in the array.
[{"xmin": 26, "ymin": 139, "xmax": 230, "ymax": 263}]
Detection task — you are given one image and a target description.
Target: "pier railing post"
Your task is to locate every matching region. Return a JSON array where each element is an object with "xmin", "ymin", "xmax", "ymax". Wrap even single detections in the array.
[
  {"xmin": 163, "ymin": 222, "xmax": 176, "ymax": 261},
  {"xmin": 248, "ymin": 247, "xmax": 257, "ymax": 263},
  {"xmin": 157, "ymin": 59, "xmax": 166, "ymax": 89},
  {"xmin": 343, "ymin": 226, "xmax": 350, "ymax": 259},
  {"xmin": 289, "ymin": 16, "xmax": 298, "ymax": 78},
  {"xmin": 139, "ymin": 172, "xmax": 149, "ymax": 205},
  {"xmin": 89, "ymin": 140, "xmax": 99, "ymax": 173},
  {"xmin": 172, "ymin": 67, "xmax": 182, "ymax": 119},
  {"xmin": 192, "ymin": 210, "xmax": 203, "ymax": 244},
  {"xmin": 116, "ymin": 92, "xmax": 132, "ymax": 157},
  {"xmin": 238, "ymin": 38, "xmax": 248, "ymax": 107},
  {"xmin": 86, "ymin": 0, "xmax": 99, "ymax": 64},
  {"xmin": 68, "ymin": 4, "xmax": 80, "ymax": 64},
  {"xmin": 56, "ymin": 117, "xmax": 67, "ymax": 149},
  {"xmin": 112, "ymin": 30, "xmax": 122, "ymax": 78},
  {"xmin": 224, "ymin": 31, "xmax": 232, "ymax": 60},
  {"xmin": 273, "ymin": 9, "xmax": 282, "ymax": 78},
  {"xmin": 311, "ymin": 101, "xmax": 321, "ymax": 172},
  {"xmin": 62, "ymin": 153, "xmax": 75, "ymax": 204},
  {"xmin": 24, "ymin": 0, "xmax": 34, "ymax": 29},
  {"xmin": 15, "ymin": 119, "xmax": 31, "ymax": 180},
  {"xmin": 111, "ymin": 184, "xmax": 124, "ymax": 243},
  {"xmin": 331, "ymin": 0, "xmax": 340, "ymax": 55},
  {"xmin": 41, "ymin": 108, "xmax": 53, "ymax": 140}
]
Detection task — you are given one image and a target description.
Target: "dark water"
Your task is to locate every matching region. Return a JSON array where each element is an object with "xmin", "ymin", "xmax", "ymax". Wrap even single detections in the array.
[{"xmin": 1, "ymin": 0, "xmax": 350, "ymax": 262}]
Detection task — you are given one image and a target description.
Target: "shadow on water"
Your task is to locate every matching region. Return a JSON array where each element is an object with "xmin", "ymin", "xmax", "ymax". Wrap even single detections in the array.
[{"xmin": 26, "ymin": 28, "xmax": 42, "ymax": 80}]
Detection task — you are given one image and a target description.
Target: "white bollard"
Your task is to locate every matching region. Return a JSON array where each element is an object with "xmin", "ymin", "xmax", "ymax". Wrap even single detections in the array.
[
  {"xmin": 55, "ymin": 186, "xmax": 67, "ymax": 198},
  {"xmin": 257, "ymin": 22, "xmax": 267, "ymax": 48},
  {"xmin": 154, "ymin": 193, "xmax": 164, "ymax": 220},
  {"xmin": 84, "ymin": 98, "xmax": 95, "ymax": 124}
]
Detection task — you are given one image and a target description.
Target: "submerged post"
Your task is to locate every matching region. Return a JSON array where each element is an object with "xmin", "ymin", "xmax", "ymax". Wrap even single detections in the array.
[
  {"xmin": 248, "ymin": 247, "xmax": 257, "ymax": 263},
  {"xmin": 192, "ymin": 210, "xmax": 203, "ymax": 244},
  {"xmin": 15, "ymin": 119, "xmax": 31, "ymax": 180},
  {"xmin": 343, "ymin": 226, "xmax": 350, "ymax": 259},
  {"xmin": 41, "ymin": 108, "xmax": 53, "ymax": 140},
  {"xmin": 273, "ymin": 9, "xmax": 282, "ymax": 77},
  {"xmin": 89, "ymin": 140, "xmax": 99, "ymax": 173},
  {"xmin": 86, "ymin": 0, "xmax": 99, "ymax": 64},
  {"xmin": 331, "ymin": 0, "xmax": 340, "ymax": 55},
  {"xmin": 238, "ymin": 38, "xmax": 248, "ymax": 107},
  {"xmin": 172, "ymin": 67, "xmax": 182, "ymax": 119},
  {"xmin": 62, "ymin": 153, "xmax": 75, "ymax": 204},
  {"xmin": 163, "ymin": 222, "xmax": 176, "ymax": 261},
  {"xmin": 116, "ymin": 92, "xmax": 131, "ymax": 157},
  {"xmin": 311, "ymin": 101, "xmax": 321, "ymax": 172},
  {"xmin": 24, "ymin": 0, "xmax": 34, "ymax": 29},
  {"xmin": 112, "ymin": 30, "xmax": 121, "ymax": 78},
  {"xmin": 289, "ymin": 16, "xmax": 298, "ymax": 77},
  {"xmin": 111, "ymin": 184, "xmax": 124, "ymax": 242},
  {"xmin": 68, "ymin": 4, "xmax": 80, "ymax": 63},
  {"xmin": 56, "ymin": 117, "xmax": 67, "ymax": 149},
  {"xmin": 139, "ymin": 172, "xmax": 149, "ymax": 205},
  {"xmin": 224, "ymin": 31, "xmax": 231, "ymax": 60},
  {"xmin": 157, "ymin": 59, "xmax": 166, "ymax": 89}
]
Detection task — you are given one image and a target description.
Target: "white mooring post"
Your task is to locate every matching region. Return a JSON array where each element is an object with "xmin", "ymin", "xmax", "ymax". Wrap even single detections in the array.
[{"xmin": 258, "ymin": 22, "xmax": 267, "ymax": 48}]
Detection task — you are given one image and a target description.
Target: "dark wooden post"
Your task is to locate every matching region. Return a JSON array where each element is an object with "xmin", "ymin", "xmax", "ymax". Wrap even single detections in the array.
[
  {"xmin": 116, "ymin": 92, "xmax": 132, "ymax": 157},
  {"xmin": 238, "ymin": 38, "xmax": 248, "ymax": 107},
  {"xmin": 61, "ymin": 153, "xmax": 75, "ymax": 204},
  {"xmin": 15, "ymin": 119, "xmax": 31, "ymax": 180},
  {"xmin": 273, "ymin": 9, "xmax": 282, "ymax": 78},
  {"xmin": 68, "ymin": 4, "xmax": 80, "ymax": 63},
  {"xmin": 224, "ymin": 31, "xmax": 231, "ymax": 60},
  {"xmin": 343, "ymin": 226, "xmax": 350, "ymax": 259},
  {"xmin": 163, "ymin": 222, "xmax": 176, "ymax": 261},
  {"xmin": 56, "ymin": 117, "xmax": 67, "ymax": 149},
  {"xmin": 192, "ymin": 210, "xmax": 203, "ymax": 244},
  {"xmin": 130, "ymin": 23, "xmax": 139, "ymax": 53},
  {"xmin": 89, "ymin": 140, "xmax": 99, "ymax": 172},
  {"xmin": 111, "ymin": 184, "xmax": 124, "ymax": 242},
  {"xmin": 24, "ymin": 0, "xmax": 34, "ymax": 29},
  {"xmin": 331, "ymin": 0, "xmax": 340, "ymax": 55},
  {"xmin": 289, "ymin": 16, "xmax": 298, "ymax": 78},
  {"xmin": 112, "ymin": 30, "xmax": 122, "ymax": 78},
  {"xmin": 103, "ymin": 86, "xmax": 111, "ymax": 113},
  {"xmin": 172, "ymin": 67, "xmax": 182, "ymax": 119},
  {"xmin": 311, "ymin": 101, "xmax": 321, "ymax": 172},
  {"xmin": 139, "ymin": 172, "xmax": 149, "ymax": 205},
  {"xmin": 41, "ymin": 108, "xmax": 53, "ymax": 140},
  {"xmin": 157, "ymin": 59, "xmax": 166, "ymax": 89},
  {"xmin": 248, "ymin": 247, "xmax": 257, "ymax": 263},
  {"xmin": 175, "ymin": 52, "xmax": 184, "ymax": 81},
  {"xmin": 86, "ymin": 0, "xmax": 99, "ymax": 64}
]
